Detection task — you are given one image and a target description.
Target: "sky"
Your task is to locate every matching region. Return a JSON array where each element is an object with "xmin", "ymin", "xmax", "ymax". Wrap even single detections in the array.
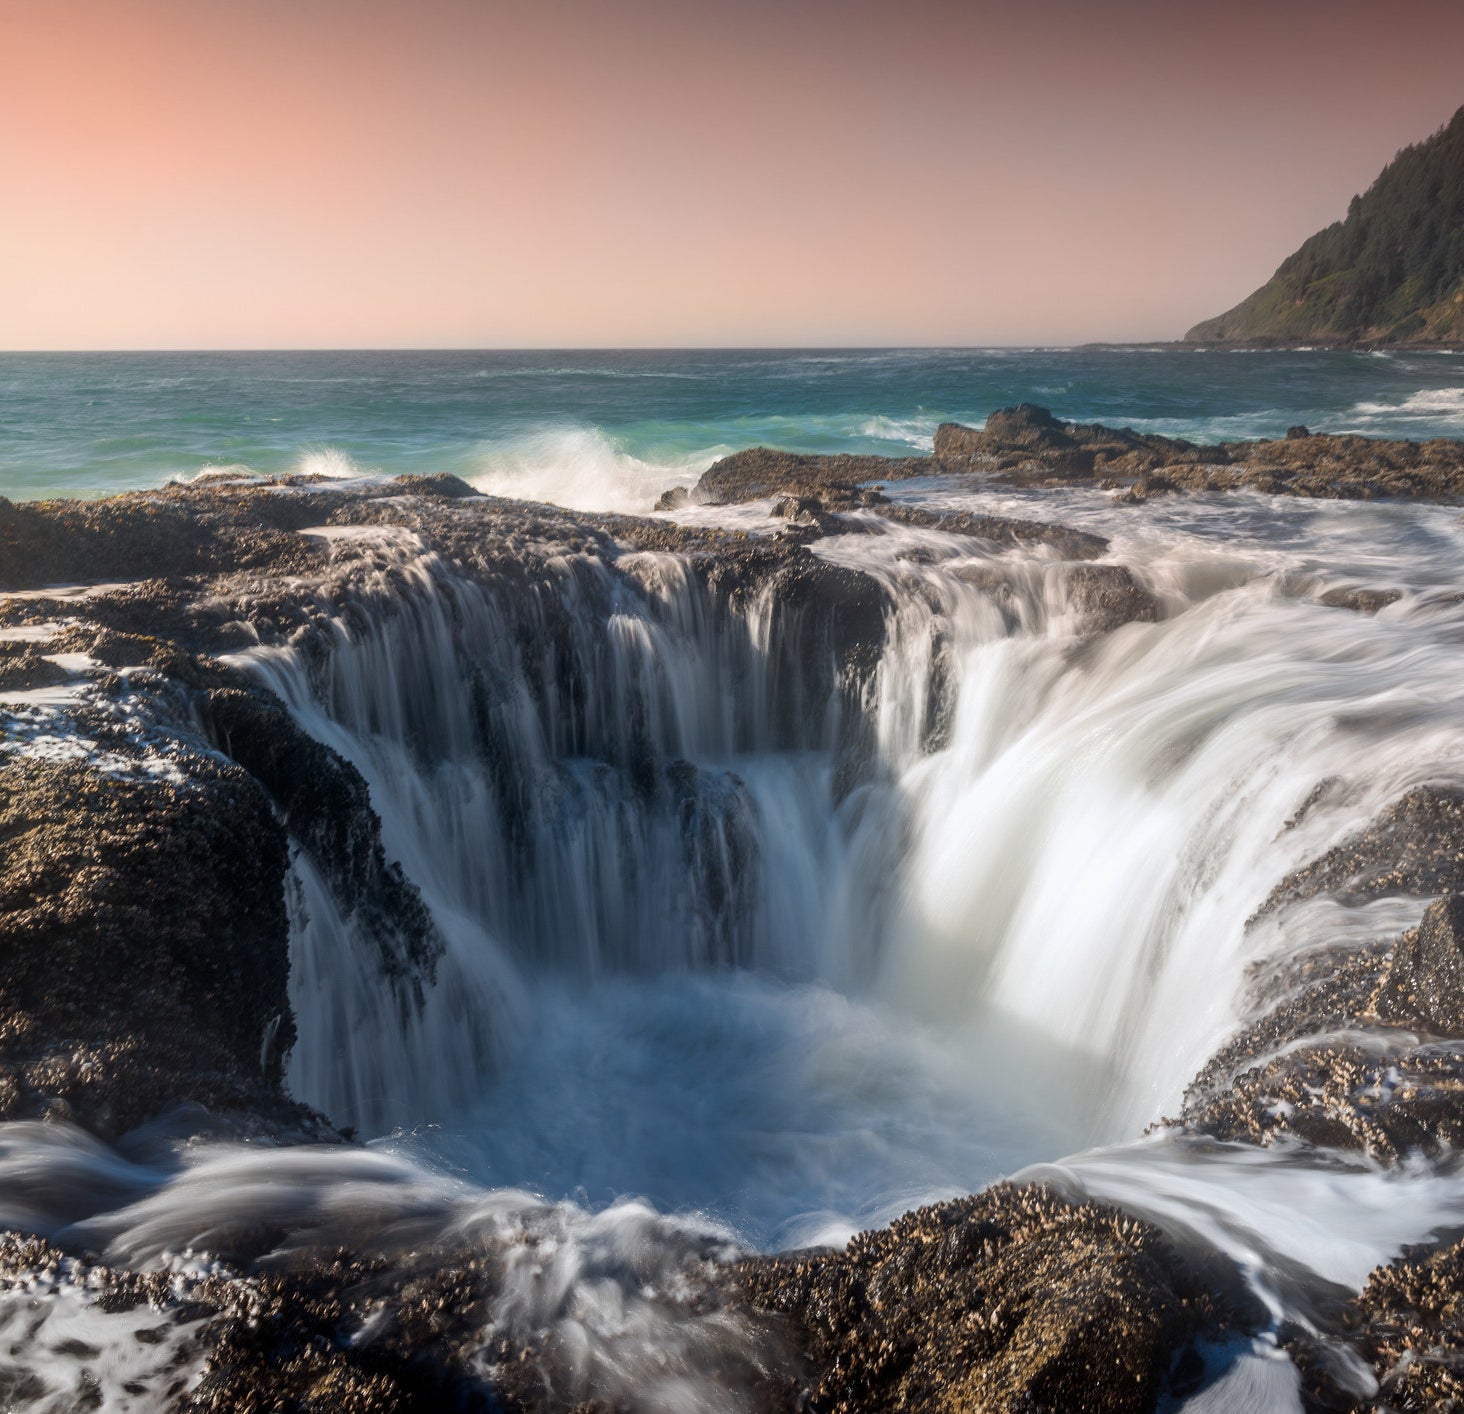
[{"xmin": 2, "ymin": 0, "xmax": 1463, "ymax": 349}]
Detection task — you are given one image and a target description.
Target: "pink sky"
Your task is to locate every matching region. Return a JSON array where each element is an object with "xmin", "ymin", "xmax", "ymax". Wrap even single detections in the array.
[{"xmin": 2, "ymin": 0, "xmax": 1462, "ymax": 348}]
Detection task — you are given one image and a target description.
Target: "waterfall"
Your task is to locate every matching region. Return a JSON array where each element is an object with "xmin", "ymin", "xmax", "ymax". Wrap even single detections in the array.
[
  {"xmin": 241, "ymin": 527, "xmax": 885, "ymax": 1132},
  {"xmin": 11, "ymin": 484, "xmax": 1464, "ymax": 1414},
  {"xmin": 236, "ymin": 495, "xmax": 1464, "ymax": 1233}
]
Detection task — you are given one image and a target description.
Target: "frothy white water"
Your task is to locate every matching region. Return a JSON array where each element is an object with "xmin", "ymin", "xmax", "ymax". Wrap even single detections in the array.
[
  {"xmin": 885, "ymin": 577, "xmax": 1464, "ymax": 1129},
  {"xmin": 468, "ymin": 425, "xmax": 722, "ymax": 513},
  {"xmin": 1055, "ymin": 1135, "xmax": 1464, "ymax": 1311},
  {"xmin": 235, "ymin": 490, "xmax": 1464, "ymax": 1200},
  {"xmin": 0, "ymin": 1125, "xmax": 775, "ymax": 1414},
  {"xmin": 2, "ymin": 1118, "xmax": 1460, "ymax": 1412},
  {"xmin": 0, "ymin": 1272, "xmax": 211, "ymax": 1413},
  {"xmin": 1350, "ymin": 385, "xmax": 1464, "ymax": 428},
  {"xmin": 295, "ymin": 444, "xmax": 372, "ymax": 480}
]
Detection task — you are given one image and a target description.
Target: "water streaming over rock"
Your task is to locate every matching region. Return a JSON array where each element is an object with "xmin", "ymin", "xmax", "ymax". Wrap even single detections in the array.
[
  {"xmin": 10, "ymin": 474, "xmax": 1464, "ymax": 1410},
  {"xmin": 242, "ymin": 493, "xmax": 1464, "ymax": 1165}
]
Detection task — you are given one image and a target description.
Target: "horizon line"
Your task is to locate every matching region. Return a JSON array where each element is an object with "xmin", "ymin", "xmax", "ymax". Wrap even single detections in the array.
[{"xmin": 0, "ymin": 340, "xmax": 1246, "ymax": 356}]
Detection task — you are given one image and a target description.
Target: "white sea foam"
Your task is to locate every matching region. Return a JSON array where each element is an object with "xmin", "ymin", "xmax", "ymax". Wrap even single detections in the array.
[
  {"xmin": 295, "ymin": 445, "xmax": 373, "ymax": 480},
  {"xmin": 0, "ymin": 621, "xmax": 68, "ymax": 644},
  {"xmin": 468, "ymin": 425, "xmax": 722, "ymax": 514},
  {"xmin": 855, "ymin": 413, "xmax": 938, "ymax": 449},
  {"xmin": 0, "ymin": 1274, "xmax": 211, "ymax": 1412},
  {"xmin": 0, "ymin": 583, "xmax": 139, "ymax": 604},
  {"xmin": 1348, "ymin": 386, "xmax": 1464, "ymax": 426}
]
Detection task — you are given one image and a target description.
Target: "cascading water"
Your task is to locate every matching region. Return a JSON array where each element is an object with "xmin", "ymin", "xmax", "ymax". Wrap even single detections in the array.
[
  {"xmin": 7, "ymin": 469, "xmax": 1464, "ymax": 1410},
  {"xmin": 227, "ymin": 482, "xmax": 1464, "ymax": 1268}
]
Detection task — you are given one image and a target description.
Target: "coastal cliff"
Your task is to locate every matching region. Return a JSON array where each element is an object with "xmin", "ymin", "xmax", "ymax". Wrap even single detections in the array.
[{"xmin": 1186, "ymin": 104, "xmax": 1464, "ymax": 346}]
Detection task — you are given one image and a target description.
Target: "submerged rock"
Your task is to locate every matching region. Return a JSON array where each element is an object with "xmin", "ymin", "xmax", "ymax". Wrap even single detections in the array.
[
  {"xmin": 1317, "ymin": 584, "xmax": 1404, "ymax": 614},
  {"xmin": 872, "ymin": 501, "xmax": 1110, "ymax": 560}
]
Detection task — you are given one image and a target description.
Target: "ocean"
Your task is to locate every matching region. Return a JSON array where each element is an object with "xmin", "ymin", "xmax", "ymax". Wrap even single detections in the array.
[{"xmin": 3, "ymin": 345, "xmax": 1464, "ymax": 507}]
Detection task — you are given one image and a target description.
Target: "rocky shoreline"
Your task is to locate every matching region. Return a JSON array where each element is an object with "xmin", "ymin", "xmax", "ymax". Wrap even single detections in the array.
[
  {"xmin": 675, "ymin": 402, "xmax": 1464, "ymax": 509},
  {"xmin": 4, "ymin": 417, "xmax": 1464, "ymax": 1410}
]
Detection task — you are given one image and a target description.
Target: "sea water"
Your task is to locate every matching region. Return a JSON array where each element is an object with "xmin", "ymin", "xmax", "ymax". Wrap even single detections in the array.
[{"xmin": 3, "ymin": 345, "xmax": 1464, "ymax": 505}]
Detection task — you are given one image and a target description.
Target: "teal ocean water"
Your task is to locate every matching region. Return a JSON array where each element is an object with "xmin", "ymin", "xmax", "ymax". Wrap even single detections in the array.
[{"xmin": 3, "ymin": 346, "xmax": 1464, "ymax": 509}]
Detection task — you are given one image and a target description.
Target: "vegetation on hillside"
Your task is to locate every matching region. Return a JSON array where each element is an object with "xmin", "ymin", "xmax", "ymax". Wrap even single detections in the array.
[{"xmin": 1187, "ymin": 105, "xmax": 1464, "ymax": 345}]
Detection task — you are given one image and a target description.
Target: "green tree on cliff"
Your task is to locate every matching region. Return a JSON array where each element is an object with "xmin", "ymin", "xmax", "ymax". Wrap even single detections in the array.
[{"xmin": 1187, "ymin": 104, "xmax": 1464, "ymax": 345}]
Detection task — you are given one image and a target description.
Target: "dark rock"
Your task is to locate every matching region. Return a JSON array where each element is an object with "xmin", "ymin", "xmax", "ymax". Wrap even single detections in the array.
[
  {"xmin": 0, "ymin": 732, "xmax": 308, "ymax": 1137},
  {"xmin": 1179, "ymin": 1031, "xmax": 1464, "ymax": 1159},
  {"xmin": 392, "ymin": 473, "xmax": 483, "ymax": 499},
  {"xmin": 0, "ymin": 646, "xmax": 70, "ymax": 691},
  {"xmin": 1338, "ymin": 1236, "xmax": 1464, "ymax": 1412},
  {"xmin": 692, "ymin": 447, "xmax": 929, "ymax": 505},
  {"xmin": 679, "ymin": 407, "xmax": 1464, "ymax": 516},
  {"xmin": 0, "ymin": 487, "xmax": 324, "ymax": 592},
  {"xmin": 972, "ymin": 402, "xmax": 1074, "ymax": 453},
  {"xmin": 1318, "ymin": 585, "xmax": 1403, "ymax": 614},
  {"xmin": 872, "ymin": 502, "xmax": 1109, "ymax": 560},
  {"xmin": 931, "ymin": 408, "xmax": 1464, "ymax": 503},
  {"xmin": 1066, "ymin": 563, "xmax": 1162, "ymax": 632},
  {"xmin": 200, "ymin": 685, "xmax": 444, "ymax": 994},
  {"xmin": 736, "ymin": 1182, "xmax": 1258, "ymax": 1414},
  {"xmin": 929, "ymin": 421, "xmax": 987, "ymax": 459},
  {"xmin": 1261, "ymin": 786, "xmax": 1464, "ymax": 915},
  {"xmin": 1373, "ymin": 895, "xmax": 1464, "ymax": 1034},
  {"xmin": 771, "ymin": 495, "xmax": 824, "ymax": 519},
  {"xmin": 1177, "ymin": 895, "xmax": 1464, "ymax": 1159},
  {"xmin": 1287, "ymin": 426, "xmax": 1313, "ymax": 440},
  {"xmin": 653, "ymin": 485, "xmax": 691, "ymax": 511}
]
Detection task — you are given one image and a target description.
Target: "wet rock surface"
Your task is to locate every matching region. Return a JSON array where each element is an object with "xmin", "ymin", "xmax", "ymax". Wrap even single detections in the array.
[
  {"xmin": 690, "ymin": 446, "xmax": 928, "ymax": 505},
  {"xmin": 1261, "ymin": 787, "xmax": 1464, "ymax": 915},
  {"xmin": 8, "ymin": 470, "xmax": 1464, "ymax": 1408},
  {"xmin": 935, "ymin": 404, "xmax": 1464, "ymax": 501},
  {"xmin": 0, "ymin": 477, "xmax": 903, "ymax": 1141},
  {"xmin": 871, "ymin": 500, "xmax": 1110, "ymax": 561},
  {"xmin": 1178, "ymin": 783, "xmax": 1464, "ymax": 1159},
  {"xmin": 684, "ymin": 403, "xmax": 1464, "ymax": 508},
  {"xmin": 1065, "ymin": 562, "xmax": 1163, "ymax": 632},
  {"xmin": 0, "ymin": 723, "xmax": 304, "ymax": 1138},
  {"xmin": 1311, "ymin": 1237, "xmax": 1464, "ymax": 1413},
  {"xmin": 736, "ymin": 1182, "xmax": 1260, "ymax": 1414},
  {"xmin": 1374, "ymin": 894, "xmax": 1464, "ymax": 1035}
]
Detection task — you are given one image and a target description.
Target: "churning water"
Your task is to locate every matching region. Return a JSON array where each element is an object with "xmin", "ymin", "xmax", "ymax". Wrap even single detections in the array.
[{"xmin": 6, "ymin": 348, "xmax": 1464, "ymax": 1408}]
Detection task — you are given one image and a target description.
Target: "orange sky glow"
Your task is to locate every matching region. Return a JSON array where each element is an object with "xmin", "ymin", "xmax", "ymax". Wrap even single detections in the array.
[{"xmin": 3, "ymin": 0, "xmax": 1463, "ymax": 348}]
